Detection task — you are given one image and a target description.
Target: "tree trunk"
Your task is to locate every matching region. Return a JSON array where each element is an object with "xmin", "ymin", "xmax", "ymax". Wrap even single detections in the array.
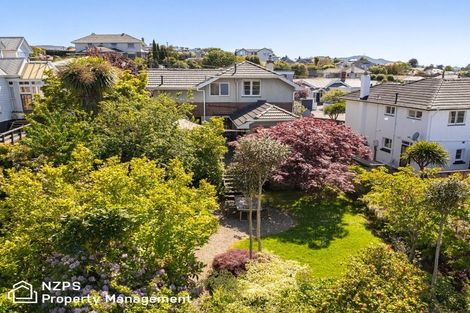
[
  {"xmin": 248, "ymin": 196, "xmax": 254, "ymax": 259},
  {"xmin": 408, "ymin": 236, "xmax": 417, "ymax": 262},
  {"xmin": 432, "ymin": 215, "xmax": 447, "ymax": 289},
  {"xmin": 256, "ymin": 177, "xmax": 262, "ymax": 252}
]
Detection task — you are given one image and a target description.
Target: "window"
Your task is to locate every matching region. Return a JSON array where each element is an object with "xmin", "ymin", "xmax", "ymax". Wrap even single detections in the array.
[
  {"xmin": 448, "ymin": 111, "xmax": 466, "ymax": 125},
  {"xmin": 381, "ymin": 137, "xmax": 392, "ymax": 153},
  {"xmin": 408, "ymin": 109, "xmax": 423, "ymax": 120},
  {"xmin": 210, "ymin": 82, "xmax": 230, "ymax": 96},
  {"xmin": 243, "ymin": 81, "xmax": 260, "ymax": 96},
  {"xmin": 454, "ymin": 149, "xmax": 465, "ymax": 164},
  {"xmin": 385, "ymin": 106, "xmax": 396, "ymax": 116},
  {"xmin": 87, "ymin": 43, "xmax": 93, "ymax": 47},
  {"xmin": 111, "ymin": 43, "xmax": 117, "ymax": 48},
  {"xmin": 128, "ymin": 43, "xmax": 135, "ymax": 49},
  {"xmin": 21, "ymin": 94, "xmax": 33, "ymax": 111}
]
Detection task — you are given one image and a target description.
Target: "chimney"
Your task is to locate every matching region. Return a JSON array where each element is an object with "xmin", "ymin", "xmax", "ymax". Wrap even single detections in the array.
[
  {"xmin": 340, "ymin": 70, "xmax": 346, "ymax": 82},
  {"xmin": 266, "ymin": 55, "xmax": 274, "ymax": 71},
  {"xmin": 360, "ymin": 73, "xmax": 371, "ymax": 100}
]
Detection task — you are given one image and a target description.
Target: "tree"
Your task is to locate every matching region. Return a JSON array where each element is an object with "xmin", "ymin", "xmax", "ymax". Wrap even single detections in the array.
[
  {"xmin": 321, "ymin": 245, "xmax": 428, "ymax": 313},
  {"xmin": 151, "ymin": 39, "xmax": 158, "ymax": 67},
  {"xmin": 401, "ymin": 141, "xmax": 449, "ymax": 172},
  {"xmin": 408, "ymin": 58, "xmax": 419, "ymax": 68},
  {"xmin": 359, "ymin": 167, "xmax": 434, "ymax": 261},
  {"xmin": 274, "ymin": 61, "xmax": 291, "ymax": 70},
  {"xmin": 202, "ymin": 49, "xmax": 236, "ymax": 68},
  {"xmin": 254, "ymin": 117, "xmax": 370, "ymax": 194},
  {"xmin": 444, "ymin": 65, "xmax": 453, "ymax": 71},
  {"xmin": 59, "ymin": 57, "xmax": 117, "ymax": 113},
  {"xmin": 384, "ymin": 61, "xmax": 411, "ymax": 75},
  {"xmin": 368, "ymin": 65, "xmax": 388, "ymax": 75},
  {"xmin": 425, "ymin": 175, "xmax": 470, "ymax": 291},
  {"xmin": 294, "ymin": 87, "xmax": 309, "ymax": 101},
  {"xmin": 291, "ymin": 63, "xmax": 308, "ymax": 78},
  {"xmin": 323, "ymin": 102, "xmax": 345, "ymax": 121},
  {"xmin": 320, "ymin": 89, "xmax": 346, "ymax": 104},
  {"xmin": 245, "ymin": 55, "xmax": 260, "ymax": 64},
  {"xmin": 229, "ymin": 135, "xmax": 289, "ymax": 255}
]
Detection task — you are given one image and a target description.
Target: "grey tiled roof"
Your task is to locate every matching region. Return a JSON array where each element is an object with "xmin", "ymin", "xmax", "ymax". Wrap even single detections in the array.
[
  {"xmin": 0, "ymin": 37, "xmax": 24, "ymax": 51},
  {"xmin": 230, "ymin": 102, "xmax": 298, "ymax": 129},
  {"xmin": 147, "ymin": 68, "xmax": 220, "ymax": 89},
  {"xmin": 344, "ymin": 78, "xmax": 470, "ymax": 109},
  {"xmin": 147, "ymin": 61, "xmax": 286, "ymax": 89},
  {"xmin": 72, "ymin": 33, "xmax": 143, "ymax": 44},
  {"xmin": 0, "ymin": 58, "xmax": 25, "ymax": 76}
]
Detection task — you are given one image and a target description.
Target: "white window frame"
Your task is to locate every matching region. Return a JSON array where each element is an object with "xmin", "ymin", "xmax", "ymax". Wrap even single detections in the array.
[
  {"xmin": 455, "ymin": 149, "xmax": 465, "ymax": 161},
  {"xmin": 210, "ymin": 82, "xmax": 230, "ymax": 96},
  {"xmin": 448, "ymin": 110, "xmax": 466, "ymax": 126},
  {"xmin": 407, "ymin": 109, "xmax": 423, "ymax": 120},
  {"xmin": 127, "ymin": 43, "xmax": 135, "ymax": 49},
  {"xmin": 382, "ymin": 137, "xmax": 392, "ymax": 153},
  {"xmin": 242, "ymin": 80, "xmax": 261, "ymax": 96},
  {"xmin": 385, "ymin": 106, "xmax": 396, "ymax": 116}
]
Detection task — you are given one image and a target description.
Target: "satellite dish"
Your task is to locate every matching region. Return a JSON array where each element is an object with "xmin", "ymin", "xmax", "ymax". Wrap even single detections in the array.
[{"xmin": 411, "ymin": 132, "xmax": 420, "ymax": 141}]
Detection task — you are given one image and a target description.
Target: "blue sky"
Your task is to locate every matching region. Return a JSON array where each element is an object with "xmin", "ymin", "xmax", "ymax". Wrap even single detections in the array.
[{"xmin": 3, "ymin": 0, "xmax": 469, "ymax": 66}]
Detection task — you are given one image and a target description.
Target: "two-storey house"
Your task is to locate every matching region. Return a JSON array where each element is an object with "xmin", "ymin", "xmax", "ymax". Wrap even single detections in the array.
[
  {"xmin": 72, "ymin": 33, "xmax": 147, "ymax": 58},
  {"xmin": 147, "ymin": 61, "xmax": 299, "ymax": 130},
  {"xmin": 345, "ymin": 75, "xmax": 470, "ymax": 170}
]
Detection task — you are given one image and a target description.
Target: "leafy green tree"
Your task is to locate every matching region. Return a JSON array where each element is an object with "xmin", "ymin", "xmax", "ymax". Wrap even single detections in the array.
[
  {"xmin": 274, "ymin": 61, "xmax": 291, "ymax": 70},
  {"xmin": 323, "ymin": 102, "xmax": 345, "ymax": 121},
  {"xmin": 245, "ymin": 55, "xmax": 260, "ymax": 64},
  {"xmin": 359, "ymin": 167, "xmax": 435, "ymax": 261},
  {"xmin": 402, "ymin": 141, "xmax": 449, "ymax": 172},
  {"xmin": 368, "ymin": 65, "xmax": 388, "ymax": 74},
  {"xmin": 0, "ymin": 147, "xmax": 218, "ymax": 309},
  {"xmin": 425, "ymin": 175, "xmax": 470, "ymax": 290},
  {"xmin": 202, "ymin": 49, "xmax": 236, "ymax": 68},
  {"xmin": 150, "ymin": 39, "xmax": 158, "ymax": 67},
  {"xmin": 94, "ymin": 94, "xmax": 191, "ymax": 163},
  {"xmin": 59, "ymin": 57, "xmax": 117, "ymax": 113},
  {"xmin": 291, "ymin": 63, "xmax": 308, "ymax": 78},
  {"xmin": 229, "ymin": 135, "xmax": 289, "ymax": 253},
  {"xmin": 384, "ymin": 61, "xmax": 411, "ymax": 75},
  {"xmin": 320, "ymin": 89, "xmax": 346, "ymax": 104},
  {"xmin": 320, "ymin": 244, "xmax": 428, "ymax": 313},
  {"xmin": 444, "ymin": 65, "xmax": 453, "ymax": 71}
]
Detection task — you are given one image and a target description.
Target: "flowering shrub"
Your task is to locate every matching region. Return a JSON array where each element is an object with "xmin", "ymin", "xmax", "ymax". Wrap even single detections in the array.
[
  {"xmin": 212, "ymin": 250, "xmax": 257, "ymax": 276},
  {"xmin": 0, "ymin": 146, "xmax": 218, "ymax": 312}
]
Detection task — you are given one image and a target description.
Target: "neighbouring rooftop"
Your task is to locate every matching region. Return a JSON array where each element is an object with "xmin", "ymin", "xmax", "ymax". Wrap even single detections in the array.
[
  {"xmin": 344, "ymin": 77, "xmax": 470, "ymax": 109},
  {"xmin": 71, "ymin": 33, "xmax": 143, "ymax": 44}
]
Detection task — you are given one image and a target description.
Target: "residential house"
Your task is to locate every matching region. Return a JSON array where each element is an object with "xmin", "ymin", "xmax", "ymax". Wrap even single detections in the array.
[
  {"xmin": 147, "ymin": 61, "xmax": 299, "ymax": 130},
  {"xmin": 71, "ymin": 33, "xmax": 147, "ymax": 58},
  {"xmin": 0, "ymin": 37, "xmax": 54, "ymax": 131},
  {"xmin": 344, "ymin": 75, "xmax": 470, "ymax": 170},
  {"xmin": 321, "ymin": 65, "xmax": 365, "ymax": 79},
  {"xmin": 234, "ymin": 48, "xmax": 278, "ymax": 63}
]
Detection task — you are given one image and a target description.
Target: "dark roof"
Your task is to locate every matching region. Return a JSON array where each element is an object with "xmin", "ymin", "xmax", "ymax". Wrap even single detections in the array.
[
  {"xmin": 230, "ymin": 102, "xmax": 298, "ymax": 129},
  {"xmin": 344, "ymin": 78, "xmax": 470, "ymax": 110},
  {"xmin": 147, "ymin": 61, "xmax": 297, "ymax": 89},
  {"xmin": 72, "ymin": 33, "xmax": 143, "ymax": 44}
]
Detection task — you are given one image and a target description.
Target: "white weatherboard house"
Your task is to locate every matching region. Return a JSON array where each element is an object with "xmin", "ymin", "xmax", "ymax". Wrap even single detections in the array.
[
  {"xmin": 147, "ymin": 61, "xmax": 299, "ymax": 130},
  {"xmin": 72, "ymin": 33, "xmax": 147, "ymax": 58},
  {"xmin": 345, "ymin": 76, "xmax": 470, "ymax": 170},
  {"xmin": 0, "ymin": 37, "xmax": 54, "ymax": 131}
]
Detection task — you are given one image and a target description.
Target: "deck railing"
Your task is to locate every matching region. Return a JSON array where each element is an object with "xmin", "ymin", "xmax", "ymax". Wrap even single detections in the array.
[{"xmin": 0, "ymin": 125, "xmax": 29, "ymax": 144}]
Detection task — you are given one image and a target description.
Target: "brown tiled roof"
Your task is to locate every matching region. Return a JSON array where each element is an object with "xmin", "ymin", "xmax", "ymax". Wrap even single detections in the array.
[
  {"xmin": 72, "ymin": 33, "xmax": 143, "ymax": 44},
  {"xmin": 344, "ymin": 78, "xmax": 470, "ymax": 109},
  {"xmin": 230, "ymin": 102, "xmax": 298, "ymax": 129}
]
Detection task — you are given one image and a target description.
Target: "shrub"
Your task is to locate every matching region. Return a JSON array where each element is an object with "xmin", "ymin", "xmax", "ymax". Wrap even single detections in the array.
[
  {"xmin": 386, "ymin": 75, "xmax": 395, "ymax": 81},
  {"xmin": 370, "ymin": 74, "xmax": 377, "ymax": 80},
  {"xmin": 212, "ymin": 249, "xmax": 257, "ymax": 276},
  {"xmin": 376, "ymin": 74, "xmax": 385, "ymax": 81}
]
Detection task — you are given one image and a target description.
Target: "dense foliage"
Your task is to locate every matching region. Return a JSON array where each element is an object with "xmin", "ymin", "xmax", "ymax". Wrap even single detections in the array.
[
  {"xmin": 0, "ymin": 147, "xmax": 218, "ymax": 312},
  {"xmin": 202, "ymin": 49, "xmax": 237, "ymax": 68},
  {"xmin": 254, "ymin": 117, "xmax": 370, "ymax": 194},
  {"xmin": 212, "ymin": 250, "xmax": 257, "ymax": 276}
]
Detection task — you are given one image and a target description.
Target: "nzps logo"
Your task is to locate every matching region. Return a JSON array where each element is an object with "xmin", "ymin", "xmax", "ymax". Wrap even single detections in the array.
[{"xmin": 7, "ymin": 281, "xmax": 38, "ymax": 304}]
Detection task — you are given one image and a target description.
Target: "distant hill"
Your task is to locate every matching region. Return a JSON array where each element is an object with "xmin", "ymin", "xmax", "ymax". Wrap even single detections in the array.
[{"xmin": 339, "ymin": 55, "xmax": 394, "ymax": 65}]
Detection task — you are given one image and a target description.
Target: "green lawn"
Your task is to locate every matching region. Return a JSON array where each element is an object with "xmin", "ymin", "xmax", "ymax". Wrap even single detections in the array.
[{"xmin": 233, "ymin": 191, "xmax": 381, "ymax": 278}]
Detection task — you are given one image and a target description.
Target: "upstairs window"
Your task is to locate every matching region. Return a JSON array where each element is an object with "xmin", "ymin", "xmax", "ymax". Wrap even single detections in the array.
[
  {"xmin": 385, "ymin": 106, "xmax": 396, "ymax": 116},
  {"xmin": 408, "ymin": 109, "xmax": 423, "ymax": 120},
  {"xmin": 128, "ymin": 43, "xmax": 135, "ymax": 48},
  {"xmin": 448, "ymin": 111, "xmax": 465, "ymax": 125},
  {"xmin": 243, "ymin": 81, "xmax": 260, "ymax": 96},
  {"xmin": 210, "ymin": 82, "xmax": 230, "ymax": 96},
  {"xmin": 111, "ymin": 43, "xmax": 117, "ymax": 48}
]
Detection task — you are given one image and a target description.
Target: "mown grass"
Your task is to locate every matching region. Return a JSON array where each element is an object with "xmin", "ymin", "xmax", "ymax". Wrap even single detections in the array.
[{"xmin": 233, "ymin": 191, "xmax": 381, "ymax": 278}]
